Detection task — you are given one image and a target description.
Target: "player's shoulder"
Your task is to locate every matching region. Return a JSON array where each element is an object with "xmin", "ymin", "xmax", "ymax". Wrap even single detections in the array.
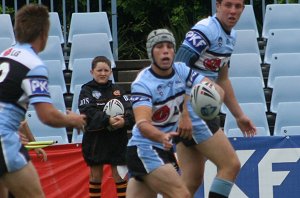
[{"xmin": 193, "ymin": 16, "xmax": 221, "ymax": 39}]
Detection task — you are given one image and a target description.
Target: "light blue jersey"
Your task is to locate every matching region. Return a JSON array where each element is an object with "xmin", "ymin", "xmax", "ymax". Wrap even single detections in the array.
[
  {"xmin": 128, "ymin": 62, "xmax": 204, "ymax": 149},
  {"xmin": 0, "ymin": 43, "xmax": 52, "ymax": 174},
  {"xmin": 181, "ymin": 15, "xmax": 236, "ymax": 80}
]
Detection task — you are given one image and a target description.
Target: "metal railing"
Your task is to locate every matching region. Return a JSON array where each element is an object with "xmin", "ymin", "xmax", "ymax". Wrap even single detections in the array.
[{"xmin": 1, "ymin": 0, "xmax": 119, "ymax": 60}]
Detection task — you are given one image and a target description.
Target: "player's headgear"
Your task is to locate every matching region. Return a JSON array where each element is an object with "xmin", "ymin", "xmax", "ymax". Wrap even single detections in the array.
[{"xmin": 146, "ymin": 29, "xmax": 176, "ymax": 62}]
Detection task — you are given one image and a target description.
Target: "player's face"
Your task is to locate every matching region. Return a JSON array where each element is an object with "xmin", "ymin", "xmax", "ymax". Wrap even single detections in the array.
[
  {"xmin": 152, "ymin": 42, "xmax": 175, "ymax": 74},
  {"xmin": 216, "ymin": 0, "xmax": 244, "ymax": 31},
  {"xmin": 91, "ymin": 62, "xmax": 112, "ymax": 84}
]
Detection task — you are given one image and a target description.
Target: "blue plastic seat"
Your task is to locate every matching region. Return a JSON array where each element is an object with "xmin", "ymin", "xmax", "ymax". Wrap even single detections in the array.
[
  {"xmin": 69, "ymin": 58, "xmax": 93, "ymax": 94},
  {"xmin": 71, "ymin": 84, "xmax": 83, "ymax": 112},
  {"xmin": 262, "ymin": 4, "xmax": 300, "ymax": 39},
  {"xmin": 0, "ymin": 37, "xmax": 13, "ymax": 52},
  {"xmin": 273, "ymin": 102, "xmax": 300, "ymax": 136},
  {"xmin": 270, "ymin": 76, "xmax": 300, "ymax": 113},
  {"xmin": 221, "ymin": 77, "xmax": 267, "ymax": 114},
  {"xmin": 68, "ymin": 33, "xmax": 115, "ymax": 70},
  {"xmin": 38, "ymin": 36, "xmax": 66, "ymax": 70},
  {"xmin": 224, "ymin": 103, "xmax": 270, "ymax": 137},
  {"xmin": 264, "ymin": 29, "xmax": 300, "ymax": 64},
  {"xmin": 68, "ymin": 12, "xmax": 112, "ymax": 43},
  {"xmin": 268, "ymin": 53, "xmax": 300, "ymax": 88},
  {"xmin": 44, "ymin": 60, "xmax": 67, "ymax": 93},
  {"xmin": 49, "ymin": 12, "xmax": 64, "ymax": 44},
  {"xmin": 71, "ymin": 109, "xmax": 84, "ymax": 143},
  {"xmin": 0, "ymin": 14, "xmax": 15, "ymax": 44},
  {"xmin": 26, "ymin": 110, "xmax": 69, "ymax": 144},
  {"xmin": 232, "ymin": 30, "xmax": 261, "ymax": 63},
  {"xmin": 229, "ymin": 53, "xmax": 264, "ymax": 87},
  {"xmin": 234, "ymin": 5, "xmax": 259, "ymax": 38}
]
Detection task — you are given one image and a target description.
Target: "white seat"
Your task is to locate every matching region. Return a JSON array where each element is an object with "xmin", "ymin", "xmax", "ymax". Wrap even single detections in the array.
[
  {"xmin": 270, "ymin": 76, "xmax": 300, "ymax": 113},
  {"xmin": 0, "ymin": 37, "xmax": 13, "ymax": 52},
  {"xmin": 68, "ymin": 33, "xmax": 115, "ymax": 70},
  {"xmin": 71, "ymin": 84, "xmax": 83, "ymax": 112},
  {"xmin": 26, "ymin": 110, "xmax": 69, "ymax": 144},
  {"xmin": 44, "ymin": 60, "xmax": 67, "ymax": 93},
  {"xmin": 68, "ymin": 12, "xmax": 112, "ymax": 43},
  {"xmin": 0, "ymin": 14, "xmax": 15, "ymax": 44},
  {"xmin": 221, "ymin": 77, "xmax": 267, "ymax": 114},
  {"xmin": 28, "ymin": 85, "xmax": 66, "ymax": 112},
  {"xmin": 71, "ymin": 109, "xmax": 84, "ymax": 143},
  {"xmin": 49, "ymin": 12, "xmax": 64, "ymax": 44},
  {"xmin": 224, "ymin": 103, "xmax": 270, "ymax": 137},
  {"xmin": 38, "ymin": 36, "xmax": 66, "ymax": 70},
  {"xmin": 232, "ymin": 30, "xmax": 261, "ymax": 63},
  {"xmin": 262, "ymin": 4, "xmax": 300, "ymax": 39},
  {"xmin": 234, "ymin": 5, "xmax": 259, "ymax": 38},
  {"xmin": 273, "ymin": 102, "xmax": 300, "ymax": 136},
  {"xmin": 229, "ymin": 53, "xmax": 264, "ymax": 87},
  {"xmin": 268, "ymin": 53, "xmax": 300, "ymax": 88},
  {"xmin": 69, "ymin": 58, "xmax": 93, "ymax": 94},
  {"xmin": 264, "ymin": 29, "xmax": 300, "ymax": 64}
]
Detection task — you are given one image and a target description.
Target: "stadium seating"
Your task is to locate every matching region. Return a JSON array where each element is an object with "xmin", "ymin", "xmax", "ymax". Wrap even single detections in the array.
[
  {"xmin": 264, "ymin": 29, "xmax": 300, "ymax": 64},
  {"xmin": 68, "ymin": 33, "xmax": 115, "ymax": 70},
  {"xmin": 28, "ymin": 85, "xmax": 66, "ymax": 112},
  {"xmin": 221, "ymin": 77, "xmax": 267, "ymax": 114},
  {"xmin": 232, "ymin": 30, "xmax": 261, "ymax": 63},
  {"xmin": 0, "ymin": 37, "xmax": 13, "ymax": 52},
  {"xmin": 262, "ymin": 4, "xmax": 300, "ymax": 39},
  {"xmin": 270, "ymin": 76, "xmax": 300, "ymax": 113},
  {"xmin": 71, "ymin": 84, "xmax": 83, "ymax": 112},
  {"xmin": 273, "ymin": 102, "xmax": 300, "ymax": 136},
  {"xmin": 49, "ymin": 12, "xmax": 65, "ymax": 44},
  {"xmin": 234, "ymin": 5, "xmax": 259, "ymax": 38},
  {"xmin": 224, "ymin": 103, "xmax": 270, "ymax": 137},
  {"xmin": 0, "ymin": 14, "xmax": 15, "ymax": 44},
  {"xmin": 44, "ymin": 60, "xmax": 67, "ymax": 93},
  {"xmin": 71, "ymin": 109, "xmax": 84, "ymax": 143},
  {"xmin": 229, "ymin": 53, "xmax": 264, "ymax": 87},
  {"xmin": 26, "ymin": 110, "xmax": 69, "ymax": 144},
  {"xmin": 69, "ymin": 58, "xmax": 93, "ymax": 94},
  {"xmin": 38, "ymin": 36, "xmax": 66, "ymax": 70},
  {"xmin": 268, "ymin": 53, "xmax": 300, "ymax": 88},
  {"xmin": 68, "ymin": 12, "xmax": 112, "ymax": 43}
]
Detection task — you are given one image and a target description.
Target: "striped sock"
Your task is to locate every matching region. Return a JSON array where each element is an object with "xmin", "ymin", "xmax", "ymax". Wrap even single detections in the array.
[
  {"xmin": 89, "ymin": 181, "xmax": 101, "ymax": 198},
  {"xmin": 116, "ymin": 180, "xmax": 127, "ymax": 198}
]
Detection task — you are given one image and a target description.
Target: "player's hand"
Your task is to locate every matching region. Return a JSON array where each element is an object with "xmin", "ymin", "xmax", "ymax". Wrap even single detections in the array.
[
  {"xmin": 19, "ymin": 132, "xmax": 29, "ymax": 145},
  {"xmin": 236, "ymin": 115, "xmax": 257, "ymax": 137},
  {"xmin": 111, "ymin": 115, "xmax": 125, "ymax": 129},
  {"xmin": 177, "ymin": 112, "xmax": 193, "ymax": 140},
  {"xmin": 66, "ymin": 110, "xmax": 87, "ymax": 133},
  {"xmin": 34, "ymin": 148, "xmax": 47, "ymax": 161},
  {"xmin": 162, "ymin": 132, "xmax": 178, "ymax": 150}
]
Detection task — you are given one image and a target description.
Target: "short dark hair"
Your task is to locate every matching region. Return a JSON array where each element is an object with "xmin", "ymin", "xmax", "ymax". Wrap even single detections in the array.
[
  {"xmin": 217, "ymin": 0, "xmax": 245, "ymax": 3},
  {"xmin": 91, "ymin": 56, "xmax": 111, "ymax": 70},
  {"xmin": 14, "ymin": 4, "xmax": 49, "ymax": 43}
]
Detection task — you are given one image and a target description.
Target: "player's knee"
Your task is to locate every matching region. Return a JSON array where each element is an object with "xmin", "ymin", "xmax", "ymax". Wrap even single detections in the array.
[{"xmin": 224, "ymin": 156, "xmax": 241, "ymax": 178}]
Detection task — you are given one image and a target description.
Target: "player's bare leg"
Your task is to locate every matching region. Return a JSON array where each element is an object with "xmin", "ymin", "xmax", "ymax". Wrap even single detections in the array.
[{"xmin": 2, "ymin": 161, "xmax": 45, "ymax": 198}]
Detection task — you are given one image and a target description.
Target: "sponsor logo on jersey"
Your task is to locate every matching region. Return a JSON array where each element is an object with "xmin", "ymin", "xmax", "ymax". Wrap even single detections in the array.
[
  {"xmin": 218, "ymin": 37, "xmax": 223, "ymax": 47},
  {"xmin": 92, "ymin": 91, "xmax": 101, "ymax": 99},
  {"xmin": 203, "ymin": 58, "xmax": 222, "ymax": 71},
  {"xmin": 30, "ymin": 79, "xmax": 48, "ymax": 94},
  {"xmin": 187, "ymin": 70, "xmax": 199, "ymax": 87},
  {"xmin": 152, "ymin": 105, "xmax": 170, "ymax": 123},
  {"xmin": 185, "ymin": 30, "xmax": 208, "ymax": 52},
  {"xmin": 130, "ymin": 95, "xmax": 150, "ymax": 103},
  {"xmin": 3, "ymin": 48, "xmax": 13, "ymax": 56}
]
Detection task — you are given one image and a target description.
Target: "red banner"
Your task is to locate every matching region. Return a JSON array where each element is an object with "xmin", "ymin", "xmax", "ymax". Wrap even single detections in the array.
[{"xmin": 30, "ymin": 144, "xmax": 117, "ymax": 198}]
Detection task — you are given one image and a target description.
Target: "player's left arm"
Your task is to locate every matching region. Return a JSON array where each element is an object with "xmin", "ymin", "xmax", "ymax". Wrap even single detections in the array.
[{"xmin": 216, "ymin": 65, "xmax": 256, "ymax": 136}]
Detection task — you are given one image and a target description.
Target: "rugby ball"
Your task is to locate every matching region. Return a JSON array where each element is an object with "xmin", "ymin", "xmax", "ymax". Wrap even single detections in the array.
[
  {"xmin": 103, "ymin": 99, "xmax": 124, "ymax": 117},
  {"xmin": 190, "ymin": 81, "xmax": 221, "ymax": 120}
]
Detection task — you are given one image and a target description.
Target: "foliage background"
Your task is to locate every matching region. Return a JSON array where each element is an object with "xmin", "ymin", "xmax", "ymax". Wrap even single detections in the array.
[{"xmin": 1, "ymin": 0, "xmax": 299, "ymax": 59}]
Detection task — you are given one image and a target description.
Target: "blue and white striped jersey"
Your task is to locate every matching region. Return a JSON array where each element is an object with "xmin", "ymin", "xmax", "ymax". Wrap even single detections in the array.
[
  {"xmin": 128, "ymin": 62, "xmax": 204, "ymax": 149},
  {"xmin": 0, "ymin": 43, "xmax": 52, "ymax": 134},
  {"xmin": 181, "ymin": 15, "xmax": 236, "ymax": 80}
]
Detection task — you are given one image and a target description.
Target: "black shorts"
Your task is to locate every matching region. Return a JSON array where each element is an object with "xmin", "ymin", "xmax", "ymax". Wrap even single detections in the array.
[{"xmin": 126, "ymin": 145, "xmax": 179, "ymax": 181}]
